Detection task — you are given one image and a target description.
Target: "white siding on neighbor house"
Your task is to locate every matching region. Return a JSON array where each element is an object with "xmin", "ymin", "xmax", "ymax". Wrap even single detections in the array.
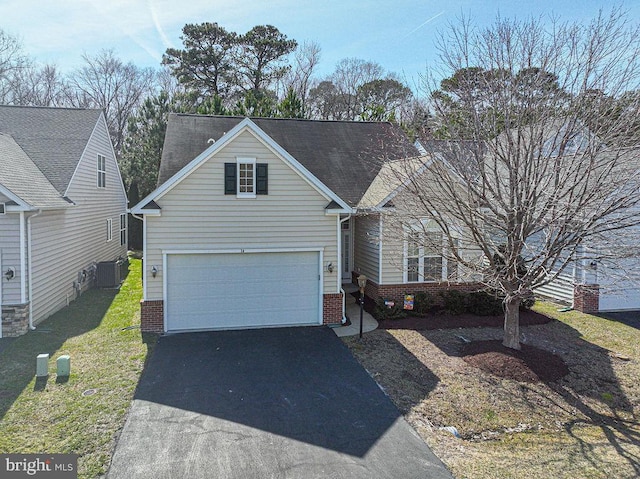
[
  {"xmin": 144, "ymin": 130, "xmax": 339, "ymax": 300},
  {"xmin": 29, "ymin": 116, "xmax": 127, "ymax": 324},
  {"xmin": 353, "ymin": 214, "xmax": 381, "ymax": 283},
  {"xmin": 0, "ymin": 212, "xmax": 22, "ymax": 305},
  {"xmin": 535, "ymin": 270, "xmax": 575, "ymax": 305}
]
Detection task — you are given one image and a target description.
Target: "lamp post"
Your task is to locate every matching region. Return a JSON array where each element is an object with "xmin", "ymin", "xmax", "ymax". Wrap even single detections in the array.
[{"xmin": 357, "ymin": 274, "xmax": 367, "ymax": 339}]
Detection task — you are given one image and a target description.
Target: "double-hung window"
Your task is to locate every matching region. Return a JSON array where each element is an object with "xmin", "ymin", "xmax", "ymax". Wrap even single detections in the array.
[
  {"xmin": 404, "ymin": 230, "xmax": 452, "ymax": 282},
  {"xmin": 97, "ymin": 154, "xmax": 106, "ymax": 188},
  {"xmin": 119, "ymin": 213, "xmax": 127, "ymax": 246},
  {"xmin": 237, "ymin": 158, "xmax": 256, "ymax": 197},
  {"xmin": 106, "ymin": 218, "xmax": 113, "ymax": 242}
]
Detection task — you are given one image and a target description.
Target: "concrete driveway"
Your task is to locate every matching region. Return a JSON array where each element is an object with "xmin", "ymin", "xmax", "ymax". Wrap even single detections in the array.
[{"xmin": 107, "ymin": 327, "xmax": 452, "ymax": 479}]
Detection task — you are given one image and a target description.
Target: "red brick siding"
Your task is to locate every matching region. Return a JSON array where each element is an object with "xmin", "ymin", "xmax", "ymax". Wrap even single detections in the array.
[
  {"xmin": 323, "ymin": 293, "xmax": 343, "ymax": 324},
  {"xmin": 141, "ymin": 296, "xmax": 342, "ymax": 330},
  {"xmin": 350, "ymin": 274, "xmax": 483, "ymax": 306},
  {"xmin": 140, "ymin": 300, "xmax": 164, "ymax": 333},
  {"xmin": 574, "ymin": 284, "xmax": 599, "ymax": 312}
]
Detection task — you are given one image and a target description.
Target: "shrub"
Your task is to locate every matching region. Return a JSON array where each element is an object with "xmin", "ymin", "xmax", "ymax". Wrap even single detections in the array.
[
  {"xmin": 374, "ymin": 298, "xmax": 407, "ymax": 320},
  {"xmin": 440, "ymin": 290, "xmax": 468, "ymax": 315},
  {"xmin": 412, "ymin": 291, "xmax": 434, "ymax": 316},
  {"xmin": 466, "ymin": 291, "xmax": 504, "ymax": 316}
]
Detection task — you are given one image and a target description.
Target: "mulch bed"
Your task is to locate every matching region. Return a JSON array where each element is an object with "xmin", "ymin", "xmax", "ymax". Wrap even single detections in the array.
[
  {"xmin": 460, "ymin": 340, "xmax": 570, "ymax": 383},
  {"xmin": 350, "ymin": 291, "xmax": 567, "ymax": 383},
  {"xmin": 377, "ymin": 309, "xmax": 552, "ymax": 330}
]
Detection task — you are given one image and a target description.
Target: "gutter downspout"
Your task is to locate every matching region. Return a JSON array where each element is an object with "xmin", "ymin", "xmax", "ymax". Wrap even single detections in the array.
[
  {"xmin": 339, "ymin": 214, "xmax": 352, "ymax": 325},
  {"xmin": 19, "ymin": 211, "xmax": 26, "ymax": 303},
  {"xmin": 27, "ymin": 209, "xmax": 42, "ymax": 330},
  {"xmin": 131, "ymin": 213, "xmax": 144, "ymax": 295}
]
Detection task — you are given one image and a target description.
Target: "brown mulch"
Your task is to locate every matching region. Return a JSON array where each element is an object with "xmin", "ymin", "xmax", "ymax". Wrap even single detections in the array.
[
  {"xmin": 460, "ymin": 340, "xmax": 570, "ymax": 383},
  {"xmin": 377, "ymin": 309, "xmax": 552, "ymax": 330}
]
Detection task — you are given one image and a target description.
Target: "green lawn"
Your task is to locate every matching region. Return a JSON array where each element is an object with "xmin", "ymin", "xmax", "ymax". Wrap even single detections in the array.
[{"xmin": 0, "ymin": 258, "xmax": 155, "ymax": 479}]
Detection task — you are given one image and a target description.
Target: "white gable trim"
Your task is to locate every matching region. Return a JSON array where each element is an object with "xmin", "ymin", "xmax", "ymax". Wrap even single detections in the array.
[
  {"xmin": 0, "ymin": 183, "xmax": 32, "ymax": 211},
  {"xmin": 131, "ymin": 118, "xmax": 353, "ymax": 214}
]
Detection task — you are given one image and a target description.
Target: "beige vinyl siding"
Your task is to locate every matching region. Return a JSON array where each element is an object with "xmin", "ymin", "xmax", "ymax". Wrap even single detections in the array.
[
  {"xmin": 145, "ymin": 130, "xmax": 339, "ymax": 299},
  {"xmin": 29, "ymin": 116, "xmax": 127, "ymax": 324},
  {"xmin": 353, "ymin": 214, "xmax": 381, "ymax": 283},
  {"xmin": 0, "ymin": 212, "xmax": 22, "ymax": 305},
  {"xmin": 380, "ymin": 214, "xmax": 405, "ymax": 284}
]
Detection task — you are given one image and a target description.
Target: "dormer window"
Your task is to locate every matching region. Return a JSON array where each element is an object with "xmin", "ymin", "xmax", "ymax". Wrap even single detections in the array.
[
  {"xmin": 97, "ymin": 154, "xmax": 106, "ymax": 188},
  {"xmin": 224, "ymin": 159, "xmax": 268, "ymax": 197}
]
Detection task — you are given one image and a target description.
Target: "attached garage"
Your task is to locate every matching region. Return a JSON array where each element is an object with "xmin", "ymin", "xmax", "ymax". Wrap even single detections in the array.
[{"xmin": 165, "ymin": 250, "xmax": 322, "ymax": 332}]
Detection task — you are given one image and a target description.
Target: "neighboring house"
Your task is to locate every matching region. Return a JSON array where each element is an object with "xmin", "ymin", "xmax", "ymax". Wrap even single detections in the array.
[
  {"xmin": 131, "ymin": 115, "xmax": 418, "ymax": 333},
  {"xmin": 0, "ymin": 105, "xmax": 128, "ymax": 337}
]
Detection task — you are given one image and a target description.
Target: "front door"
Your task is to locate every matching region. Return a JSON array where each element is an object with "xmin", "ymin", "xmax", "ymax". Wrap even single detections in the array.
[{"xmin": 341, "ymin": 221, "xmax": 351, "ymax": 282}]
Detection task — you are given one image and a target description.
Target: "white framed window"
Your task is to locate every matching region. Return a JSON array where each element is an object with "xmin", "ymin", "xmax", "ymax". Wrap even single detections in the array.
[
  {"xmin": 97, "ymin": 154, "xmax": 106, "ymax": 188},
  {"xmin": 119, "ymin": 213, "xmax": 127, "ymax": 246},
  {"xmin": 404, "ymin": 229, "xmax": 454, "ymax": 283},
  {"xmin": 237, "ymin": 158, "xmax": 256, "ymax": 198},
  {"xmin": 106, "ymin": 218, "xmax": 113, "ymax": 242}
]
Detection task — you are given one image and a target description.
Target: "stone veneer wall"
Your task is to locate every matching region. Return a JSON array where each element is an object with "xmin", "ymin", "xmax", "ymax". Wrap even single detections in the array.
[{"xmin": 2, "ymin": 303, "xmax": 30, "ymax": 337}]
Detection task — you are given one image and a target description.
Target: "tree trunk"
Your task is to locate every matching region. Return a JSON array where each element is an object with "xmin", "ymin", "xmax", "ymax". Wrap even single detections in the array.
[{"xmin": 503, "ymin": 296, "xmax": 522, "ymax": 350}]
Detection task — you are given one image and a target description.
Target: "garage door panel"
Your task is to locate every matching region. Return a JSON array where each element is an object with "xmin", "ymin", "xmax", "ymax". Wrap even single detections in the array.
[{"xmin": 166, "ymin": 252, "xmax": 321, "ymax": 331}]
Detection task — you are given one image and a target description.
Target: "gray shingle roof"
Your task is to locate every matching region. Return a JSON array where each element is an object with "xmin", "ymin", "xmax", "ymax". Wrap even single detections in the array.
[
  {"xmin": 158, "ymin": 115, "xmax": 418, "ymax": 207},
  {"xmin": 0, "ymin": 105, "xmax": 103, "ymax": 195}
]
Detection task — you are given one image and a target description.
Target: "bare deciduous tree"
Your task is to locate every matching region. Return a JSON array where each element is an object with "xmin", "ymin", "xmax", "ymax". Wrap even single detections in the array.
[
  {"xmin": 278, "ymin": 41, "xmax": 321, "ymax": 117},
  {"xmin": 67, "ymin": 49, "xmax": 157, "ymax": 154},
  {"xmin": 384, "ymin": 8, "xmax": 640, "ymax": 349},
  {"xmin": 0, "ymin": 29, "xmax": 31, "ymax": 103}
]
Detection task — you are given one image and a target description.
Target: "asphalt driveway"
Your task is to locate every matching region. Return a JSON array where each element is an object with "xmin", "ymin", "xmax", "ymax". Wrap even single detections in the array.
[{"xmin": 107, "ymin": 326, "xmax": 452, "ymax": 479}]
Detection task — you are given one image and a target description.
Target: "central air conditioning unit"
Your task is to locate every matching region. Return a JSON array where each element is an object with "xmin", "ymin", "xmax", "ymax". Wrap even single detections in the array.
[{"xmin": 96, "ymin": 258, "xmax": 128, "ymax": 288}]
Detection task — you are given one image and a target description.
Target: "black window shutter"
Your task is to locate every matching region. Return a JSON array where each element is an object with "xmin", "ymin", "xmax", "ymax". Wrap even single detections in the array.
[
  {"xmin": 224, "ymin": 163, "xmax": 236, "ymax": 194},
  {"xmin": 256, "ymin": 163, "xmax": 268, "ymax": 195}
]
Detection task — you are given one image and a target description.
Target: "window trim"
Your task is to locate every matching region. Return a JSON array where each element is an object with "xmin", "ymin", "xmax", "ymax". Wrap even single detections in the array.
[
  {"xmin": 236, "ymin": 157, "xmax": 256, "ymax": 198},
  {"xmin": 106, "ymin": 218, "xmax": 113, "ymax": 242},
  {"xmin": 403, "ymin": 228, "xmax": 451, "ymax": 283},
  {"xmin": 97, "ymin": 154, "xmax": 106, "ymax": 188}
]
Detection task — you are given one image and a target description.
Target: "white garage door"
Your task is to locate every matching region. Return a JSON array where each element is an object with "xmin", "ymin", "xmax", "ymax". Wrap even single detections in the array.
[
  {"xmin": 599, "ymin": 287, "xmax": 640, "ymax": 311},
  {"xmin": 166, "ymin": 251, "xmax": 321, "ymax": 332}
]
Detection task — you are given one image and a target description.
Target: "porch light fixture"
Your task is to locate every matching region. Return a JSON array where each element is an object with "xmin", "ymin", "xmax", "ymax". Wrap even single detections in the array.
[
  {"xmin": 357, "ymin": 274, "xmax": 367, "ymax": 339},
  {"xmin": 326, "ymin": 262, "xmax": 334, "ymax": 274},
  {"xmin": 4, "ymin": 267, "xmax": 15, "ymax": 281},
  {"xmin": 151, "ymin": 265, "xmax": 158, "ymax": 278}
]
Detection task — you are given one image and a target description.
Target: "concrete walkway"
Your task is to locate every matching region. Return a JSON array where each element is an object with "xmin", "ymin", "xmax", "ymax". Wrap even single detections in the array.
[{"xmin": 333, "ymin": 283, "xmax": 378, "ymax": 338}]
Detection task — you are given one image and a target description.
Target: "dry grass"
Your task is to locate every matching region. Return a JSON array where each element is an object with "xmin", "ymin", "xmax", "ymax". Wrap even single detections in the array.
[{"xmin": 343, "ymin": 303, "xmax": 640, "ymax": 479}]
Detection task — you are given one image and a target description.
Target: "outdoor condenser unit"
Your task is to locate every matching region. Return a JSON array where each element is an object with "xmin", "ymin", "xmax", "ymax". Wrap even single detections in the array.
[{"xmin": 96, "ymin": 258, "xmax": 127, "ymax": 288}]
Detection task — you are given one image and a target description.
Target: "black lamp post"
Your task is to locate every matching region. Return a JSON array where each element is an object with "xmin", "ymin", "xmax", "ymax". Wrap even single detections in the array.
[{"xmin": 357, "ymin": 274, "xmax": 367, "ymax": 339}]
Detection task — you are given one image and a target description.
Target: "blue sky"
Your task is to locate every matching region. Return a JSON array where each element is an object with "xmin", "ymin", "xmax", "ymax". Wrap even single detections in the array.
[{"xmin": 1, "ymin": 0, "xmax": 638, "ymax": 86}]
